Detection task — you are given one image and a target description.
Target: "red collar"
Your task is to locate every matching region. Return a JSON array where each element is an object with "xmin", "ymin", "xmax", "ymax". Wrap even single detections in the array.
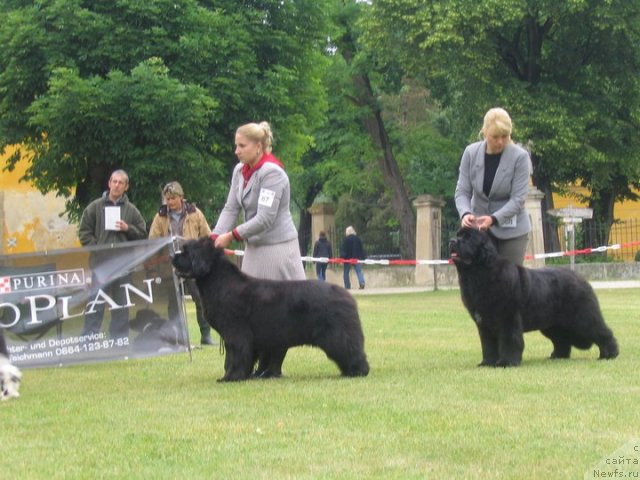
[{"xmin": 241, "ymin": 153, "xmax": 284, "ymax": 187}]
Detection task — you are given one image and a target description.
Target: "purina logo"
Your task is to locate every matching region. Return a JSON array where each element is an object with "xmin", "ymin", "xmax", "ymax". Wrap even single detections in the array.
[{"xmin": 0, "ymin": 269, "xmax": 86, "ymax": 295}]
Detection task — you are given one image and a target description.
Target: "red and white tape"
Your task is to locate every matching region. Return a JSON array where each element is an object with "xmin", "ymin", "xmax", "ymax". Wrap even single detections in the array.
[{"xmin": 224, "ymin": 239, "xmax": 640, "ymax": 266}]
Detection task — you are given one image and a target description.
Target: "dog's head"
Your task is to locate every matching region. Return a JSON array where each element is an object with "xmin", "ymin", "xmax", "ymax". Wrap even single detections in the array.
[
  {"xmin": 0, "ymin": 356, "xmax": 22, "ymax": 401},
  {"xmin": 449, "ymin": 227, "xmax": 497, "ymax": 267},
  {"xmin": 172, "ymin": 237, "xmax": 226, "ymax": 279}
]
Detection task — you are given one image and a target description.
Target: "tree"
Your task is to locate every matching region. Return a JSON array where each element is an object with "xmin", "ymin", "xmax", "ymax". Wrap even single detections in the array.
[
  {"xmin": 25, "ymin": 60, "xmax": 218, "ymax": 220},
  {"xmin": 363, "ymin": 0, "xmax": 640, "ymax": 250},
  {"xmin": 297, "ymin": 2, "xmax": 461, "ymax": 259},
  {"xmin": 325, "ymin": 0, "xmax": 417, "ymax": 258},
  {"xmin": 0, "ymin": 0, "xmax": 329, "ymax": 222}
]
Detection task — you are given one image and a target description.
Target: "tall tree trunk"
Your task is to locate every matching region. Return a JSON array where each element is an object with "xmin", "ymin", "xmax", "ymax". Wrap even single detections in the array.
[
  {"xmin": 360, "ymin": 94, "xmax": 416, "ymax": 259},
  {"xmin": 586, "ymin": 189, "xmax": 616, "ymax": 257},
  {"xmin": 531, "ymin": 152, "xmax": 560, "ymax": 254},
  {"xmin": 340, "ymin": 39, "xmax": 416, "ymax": 258},
  {"xmin": 296, "ymin": 182, "xmax": 323, "ymax": 256},
  {"xmin": 298, "ymin": 208, "xmax": 312, "ymax": 257}
]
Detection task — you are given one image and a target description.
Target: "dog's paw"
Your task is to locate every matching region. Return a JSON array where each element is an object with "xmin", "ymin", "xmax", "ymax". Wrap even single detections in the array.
[
  {"xmin": 477, "ymin": 359, "xmax": 497, "ymax": 367},
  {"xmin": 252, "ymin": 369, "xmax": 283, "ymax": 379},
  {"xmin": 495, "ymin": 358, "xmax": 520, "ymax": 368},
  {"xmin": 598, "ymin": 342, "xmax": 619, "ymax": 360}
]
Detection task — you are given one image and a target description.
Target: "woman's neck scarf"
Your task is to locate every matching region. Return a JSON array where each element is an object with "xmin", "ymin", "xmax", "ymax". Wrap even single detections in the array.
[{"xmin": 241, "ymin": 152, "xmax": 284, "ymax": 188}]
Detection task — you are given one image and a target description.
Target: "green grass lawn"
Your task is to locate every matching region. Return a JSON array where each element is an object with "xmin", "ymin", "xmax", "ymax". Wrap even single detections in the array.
[{"xmin": 2, "ymin": 289, "xmax": 638, "ymax": 479}]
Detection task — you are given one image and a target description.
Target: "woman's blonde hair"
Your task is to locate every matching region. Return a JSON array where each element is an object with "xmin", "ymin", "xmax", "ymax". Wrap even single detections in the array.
[
  {"xmin": 236, "ymin": 121, "xmax": 274, "ymax": 153},
  {"xmin": 345, "ymin": 226, "xmax": 356, "ymax": 236},
  {"xmin": 480, "ymin": 107, "xmax": 513, "ymax": 139}
]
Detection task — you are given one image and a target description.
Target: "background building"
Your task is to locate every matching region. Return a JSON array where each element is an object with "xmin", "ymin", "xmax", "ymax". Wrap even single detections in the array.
[{"xmin": 0, "ymin": 145, "xmax": 79, "ymax": 255}]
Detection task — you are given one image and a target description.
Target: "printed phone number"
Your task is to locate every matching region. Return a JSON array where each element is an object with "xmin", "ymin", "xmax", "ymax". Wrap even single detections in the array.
[{"xmin": 55, "ymin": 338, "xmax": 130, "ymax": 356}]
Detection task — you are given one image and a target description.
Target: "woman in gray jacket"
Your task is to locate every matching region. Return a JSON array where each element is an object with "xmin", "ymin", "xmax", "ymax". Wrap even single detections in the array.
[
  {"xmin": 211, "ymin": 121, "xmax": 305, "ymax": 281},
  {"xmin": 454, "ymin": 108, "xmax": 532, "ymax": 265}
]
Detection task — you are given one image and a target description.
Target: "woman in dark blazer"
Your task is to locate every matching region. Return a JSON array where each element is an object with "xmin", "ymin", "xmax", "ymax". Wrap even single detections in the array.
[{"xmin": 454, "ymin": 107, "xmax": 532, "ymax": 265}]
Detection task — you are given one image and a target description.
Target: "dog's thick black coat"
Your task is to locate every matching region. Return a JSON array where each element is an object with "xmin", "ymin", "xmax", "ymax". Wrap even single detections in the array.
[
  {"xmin": 449, "ymin": 227, "xmax": 619, "ymax": 367},
  {"xmin": 172, "ymin": 238, "xmax": 369, "ymax": 381}
]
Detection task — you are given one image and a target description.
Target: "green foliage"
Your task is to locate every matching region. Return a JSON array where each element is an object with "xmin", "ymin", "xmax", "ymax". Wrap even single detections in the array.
[
  {"xmin": 378, "ymin": 81, "xmax": 461, "ymax": 218},
  {"xmin": 25, "ymin": 59, "xmax": 220, "ymax": 220},
  {"xmin": 361, "ymin": 0, "xmax": 640, "ymax": 226},
  {"xmin": 305, "ymin": 3, "xmax": 453, "ymax": 257},
  {"xmin": 0, "ymin": 0, "xmax": 329, "ymax": 222},
  {"xmin": 3, "ymin": 290, "xmax": 638, "ymax": 479}
]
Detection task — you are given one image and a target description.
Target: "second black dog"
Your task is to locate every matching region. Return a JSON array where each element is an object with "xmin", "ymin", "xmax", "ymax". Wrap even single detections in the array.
[
  {"xmin": 450, "ymin": 227, "xmax": 619, "ymax": 367},
  {"xmin": 172, "ymin": 237, "xmax": 370, "ymax": 381}
]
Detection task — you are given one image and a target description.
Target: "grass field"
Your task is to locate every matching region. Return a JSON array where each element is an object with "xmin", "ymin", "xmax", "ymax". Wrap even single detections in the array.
[{"xmin": 2, "ymin": 288, "xmax": 638, "ymax": 479}]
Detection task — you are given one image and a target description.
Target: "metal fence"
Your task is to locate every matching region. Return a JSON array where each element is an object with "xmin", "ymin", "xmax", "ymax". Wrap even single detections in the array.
[
  {"xmin": 547, "ymin": 218, "xmax": 640, "ymax": 262},
  {"xmin": 437, "ymin": 219, "xmax": 640, "ymax": 262},
  {"xmin": 363, "ymin": 230, "xmax": 402, "ymax": 260},
  {"xmin": 359, "ymin": 218, "xmax": 640, "ymax": 262}
]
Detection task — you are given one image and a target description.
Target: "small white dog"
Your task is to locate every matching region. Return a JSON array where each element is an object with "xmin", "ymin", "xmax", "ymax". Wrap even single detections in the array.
[{"xmin": 0, "ymin": 354, "xmax": 22, "ymax": 401}]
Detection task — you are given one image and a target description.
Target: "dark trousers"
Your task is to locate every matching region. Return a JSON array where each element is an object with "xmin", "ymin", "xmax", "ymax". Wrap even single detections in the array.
[
  {"xmin": 82, "ymin": 275, "xmax": 131, "ymax": 339},
  {"xmin": 0, "ymin": 333, "xmax": 7, "ymax": 357},
  {"xmin": 343, "ymin": 263, "xmax": 365, "ymax": 289},
  {"xmin": 169, "ymin": 278, "xmax": 209, "ymax": 334},
  {"xmin": 316, "ymin": 263, "xmax": 328, "ymax": 281},
  {"xmin": 488, "ymin": 232, "xmax": 529, "ymax": 265}
]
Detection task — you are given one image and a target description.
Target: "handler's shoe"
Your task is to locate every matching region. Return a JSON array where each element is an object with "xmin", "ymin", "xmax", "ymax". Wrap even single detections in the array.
[{"xmin": 201, "ymin": 334, "xmax": 216, "ymax": 346}]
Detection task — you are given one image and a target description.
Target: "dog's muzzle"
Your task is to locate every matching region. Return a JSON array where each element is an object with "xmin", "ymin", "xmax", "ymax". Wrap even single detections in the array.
[{"xmin": 449, "ymin": 238, "xmax": 459, "ymax": 258}]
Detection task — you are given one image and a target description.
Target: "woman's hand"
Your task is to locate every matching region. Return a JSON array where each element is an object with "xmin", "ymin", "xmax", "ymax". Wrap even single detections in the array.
[
  {"xmin": 461, "ymin": 214, "xmax": 493, "ymax": 231},
  {"xmin": 475, "ymin": 215, "xmax": 494, "ymax": 231},
  {"xmin": 214, "ymin": 232, "xmax": 233, "ymax": 248},
  {"xmin": 461, "ymin": 214, "xmax": 476, "ymax": 228}
]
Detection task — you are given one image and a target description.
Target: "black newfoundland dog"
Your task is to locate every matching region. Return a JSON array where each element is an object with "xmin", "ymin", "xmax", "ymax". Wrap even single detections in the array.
[
  {"xmin": 172, "ymin": 237, "xmax": 369, "ymax": 381},
  {"xmin": 449, "ymin": 227, "xmax": 619, "ymax": 367}
]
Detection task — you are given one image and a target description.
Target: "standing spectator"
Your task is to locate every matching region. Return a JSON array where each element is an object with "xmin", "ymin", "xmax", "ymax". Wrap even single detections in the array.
[
  {"xmin": 211, "ymin": 121, "xmax": 305, "ymax": 377},
  {"xmin": 78, "ymin": 169, "xmax": 147, "ymax": 338},
  {"xmin": 148, "ymin": 181, "xmax": 214, "ymax": 346},
  {"xmin": 312, "ymin": 231, "xmax": 332, "ymax": 281},
  {"xmin": 454, "ymin": 107, "xmax": 532, "ymax": 265},
  {"xmin": 340, "ymin": 226, "xmax": 366, "ymax": 290}
]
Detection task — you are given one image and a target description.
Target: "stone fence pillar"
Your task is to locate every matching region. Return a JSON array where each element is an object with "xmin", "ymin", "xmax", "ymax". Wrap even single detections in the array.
[
  {"xmin": 308, "ymin": 201, "xmax": 337, "ymax": 255},
  {"xmin": 413, "ymin": 194, "xmax": 445, "ymax": 286},
  {"xmin": 525, "ymin": 186, "xmax": 546, "ymax": 268}
]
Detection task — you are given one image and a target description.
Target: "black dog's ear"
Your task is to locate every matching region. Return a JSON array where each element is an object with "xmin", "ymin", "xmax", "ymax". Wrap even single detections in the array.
[
  {"xmin": 178, "ymin": 240, "xmax": 209, "ymax": 278},
  {"xmin": 186, "ymin": 237, "xmax": 228, "ymax": 277}
]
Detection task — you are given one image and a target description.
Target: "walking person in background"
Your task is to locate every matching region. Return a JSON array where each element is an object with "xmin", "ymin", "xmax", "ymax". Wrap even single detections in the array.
[
  {"xmin": 78, "ymin": 169, "xmax": 147, "ymax": 338},
  {"xmin": 341, "ymin": 226, "xmax": 366, "ymax": 290},
  {"xmin": 211, "ymin": 121, "xmax": 305, "ymax": 377},
  {"xmin": 148, "ymin": 181, "xmax": 214, "ymax": 346},
  {"xmin": 312, "ymin": 231, "xmax": 332, "ymax": 281},
  {"xmin": 454, "ymin": 107, "xmax": 532, "ymax": 265}
]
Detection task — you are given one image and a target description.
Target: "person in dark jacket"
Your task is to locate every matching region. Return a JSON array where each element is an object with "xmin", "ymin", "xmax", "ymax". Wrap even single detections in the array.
[
  {"xmin": 340, "ymin": 226, "xmax": 366, "ymax": 289},
  {"xmin": 78, "ymin": 169, "xmax": 147, "ymax": 338},
  {"xmin": 312, "ymin": 231, "xmax": 332, "ymax": 281}
]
